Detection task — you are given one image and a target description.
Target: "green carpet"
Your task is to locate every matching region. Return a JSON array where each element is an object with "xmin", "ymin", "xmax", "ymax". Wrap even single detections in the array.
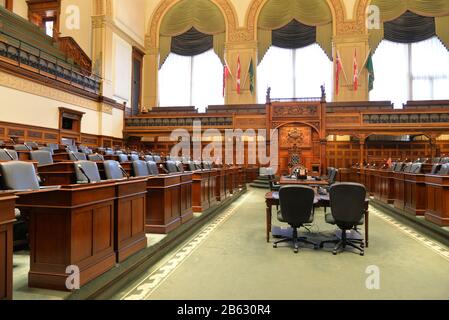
[{"xmin": 117, "ymin": 188, "xmax": 449, "ymax": 300}]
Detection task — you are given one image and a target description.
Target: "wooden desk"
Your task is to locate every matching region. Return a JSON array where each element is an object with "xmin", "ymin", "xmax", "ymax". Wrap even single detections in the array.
[
  {"xmin": 0, "ymin": 192, "xmax": 17, "ymax": 300},
  {"xmin": 279, "ymin": 177, "xmax": 329, "ymax": 186},
  {"xmin": 404, "ymin": 173, "xmax": 427, "ymax": 216},
  {"xmin": 113, "ymin": 178, "xmax": 148, "ymax": 263},
  {"xmin": 425, "ymin": 175, "xmax": 449, "ymax": 226},
  {"xmin": 192, "ymin": 170, "xmax": 213, "ymax": 212},
  {"xmin": 145, "ymin": 173, "xmax": 193, "ymax": 234},
  {"xmin": 215, "ymin": 168, "xmax": 226, "ymax": 201},
  {"xmin": 393, "ymin": 171, "xmax": 406, "ymax": 210},
  {"xmin": 17, "ymin": 183, "xmax": 117, "ymax": 291},
  {"xmin": 245, "ymin": 167, "xmax": 259, "ymax": 183},
  {"xmin": 265, "ymin": 192, "xmax": 369, "ymax": 247}
]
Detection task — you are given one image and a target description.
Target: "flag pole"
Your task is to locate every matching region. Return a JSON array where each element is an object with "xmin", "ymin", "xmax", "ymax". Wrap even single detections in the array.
[
  {"xmin": 242, "ymin": 59, "xmax": 252, "ymax": 89},
  {"xmin": 358, "ymin": 49, "xmax": 372, "ymax": 78},
  {"xmin": 337, "ymin": 50, "xmax": 350, "ymax": 85}
]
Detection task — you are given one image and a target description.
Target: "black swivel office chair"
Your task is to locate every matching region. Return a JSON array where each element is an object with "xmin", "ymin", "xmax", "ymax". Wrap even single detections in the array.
[
  {"xmin": 88, "ymin": 153, "xmax": 105, "ymax": 161},
  {"xmin": 74, "ymin": 161, "xmax": 102, "ymax": 183},
  {"xmin": 103, "ymin": 160, "xmax": 127, "ymax": 180},
  {"xmin": 133, "ymin": 160, "xmax": 150, "ymax": 177},
  {"xmin": 273, "ymin": 186, "xmax": 317, "ymax": 254},
  {"xmin": 30, "ymin": 150, "xmax": 54, "ymax": 166},
  {"xmin": 147, "ymin": 161, "xmax": 159, "ymax": 176},
  {"xmin": 0, "ymin": 161, "xmax": 40, "ymax": 190},
  {"xmin": 320, "ymin": 183, "xmax": 367, "ymax": 256}
]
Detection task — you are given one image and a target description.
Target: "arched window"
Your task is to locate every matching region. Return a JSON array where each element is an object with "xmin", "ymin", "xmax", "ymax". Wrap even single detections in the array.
[
  {"xmin": 159, "ymin": 49, "xmax": 224, "ymax": 112},
  {"xmin": 157, "ymin": 0, "xmax": 226, "ymax": 112},
  {"xmin": 255, "ymin": 0, "xmax": 333, "ymax": 102},
  {"xmin": 258, "ymin": 43, "xmax": 333, "ymax": 102},
  {"xmin": 369, "ymin": 3, "xmax": 449, "ymax": 107}
]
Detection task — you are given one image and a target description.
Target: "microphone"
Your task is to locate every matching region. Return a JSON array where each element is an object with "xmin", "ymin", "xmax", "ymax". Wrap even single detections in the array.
[
  {"xmin": 119, "ymin": 165, "xmax": 130, "ymax": 179},
  {"xmin": 77, "ymin": 164, "xmax": 91, "ymax": 183},
  {"xmin": 159, "ymin": 164, "xmax": 169, "ymax": 174}
]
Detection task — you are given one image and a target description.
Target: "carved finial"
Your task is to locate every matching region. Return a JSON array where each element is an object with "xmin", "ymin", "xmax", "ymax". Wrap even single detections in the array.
[
  {"xmin": 320, "ymin": 84, "xmax": 326, "ymax": 101},
  {"xmin": 266, "ymin": 87, "xmax": 271, "ymax": 104}
]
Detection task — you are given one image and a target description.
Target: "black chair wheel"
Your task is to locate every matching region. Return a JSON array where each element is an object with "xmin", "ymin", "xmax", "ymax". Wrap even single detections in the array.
[
  {"xmin": 360, "ymin": 251, "xmax": 365, "ymax": 256},
  {"xmin": 294, "ymin": 248, "xmax": 299, "ymax": 254},
  {"xmin": 332, "ymin": 251, "xmax": 338, "ymax": 255}
]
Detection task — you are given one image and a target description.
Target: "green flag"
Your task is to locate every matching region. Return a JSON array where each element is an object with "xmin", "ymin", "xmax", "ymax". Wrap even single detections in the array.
[
  {"xmin": 249, "ymin": 58, "xmax": 255, "ymax": 95},
  {"xmin": 366, "ymin": 54, "xmax": 374, "ymax": 91}
]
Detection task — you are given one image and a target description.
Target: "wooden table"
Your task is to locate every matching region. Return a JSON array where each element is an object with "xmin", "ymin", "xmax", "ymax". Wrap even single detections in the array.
[
  {"xmin": 265, "ymin": 192, "xmax": 369, "ymax": 247},
  {"xmin": 0, "ymin": 192, "xmax": 17, "ymax": 300},
  {"xmin": 279, "ymin": 176, "xmax": 329, "ymax": 186}
]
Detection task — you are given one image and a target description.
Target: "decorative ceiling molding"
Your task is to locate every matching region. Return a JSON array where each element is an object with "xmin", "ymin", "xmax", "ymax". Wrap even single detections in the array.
[{"xmin": 146, "ymin": 0, "xmax": 240, "ymax": 50}]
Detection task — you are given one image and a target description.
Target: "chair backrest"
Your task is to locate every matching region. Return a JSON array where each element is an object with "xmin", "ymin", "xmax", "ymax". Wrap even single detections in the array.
[
  {"xmin": 25, "ymin": 142, "xmax": 39, "ymax": 149},
  {"xmin": 69, "ymin": 151, "xmax": 87, "ymax": 161},
  {"xmin": 409, "ymin": 163, "xmax": 422, "ymax": 174},
  {"xmin": 66, "ymin": 145, "xmax": 78, "ymax": 153},
  {"xmin": 14, "ymin": 144, "xmax": 30, "ymax": 151},
  {"xmin": 278, "ymin": 186, "xmax": 315, "ymax": 227},
  {"xmin": 46, "ymin": 143, "xmax": 59, "ymax": 151},
  {"xmin": 431, "ymin": 164, "xmax": 442, "ymax": 174},
  {"xmin": 105, "ymin": 149, "xmax": 114, "ymax": 155},
  {"xmin": 432, "ymin": 157, "xmax": 441, "ymax": 164},
  {"xmin": 439, "ymin": 164, "xmax": 449, "ymax": 175},
  {"xmin": 202, "ymin": 161, "xmax": 213, "ymax": 170},
  {"xmin": 30, "ymin": 150, "xmax": 53, "ymax": 166},
  {"xmin": 153, "ymin": 155, "xmax": 162, "ymax": 163},
  {"xmin": 74, "ymin": 161, "xmax": 101, "ymax": 183},
  {"xmin": 88, "ymin": 153, "xmax": 105, "ymax": 161},
  {"xmin": 393, "ymin": 162, "xmax": 404, "ymax": 172},
  {"xmin": 186, "ymin": 161, "xmax": 196, "ymax": 171},
  {"xmin": 118, "ymin": 154, "xmax": 129, "ymax": 163},
  {"xmin": 328, "ymin": 168, "xmax": 338, "ymax": 184},
  {"xmin": 329, "ymin": 183, "xmax": 366, "ymax": 226},
  {"xmin": 38, "ymin": 146, "xmax": 54, "ymax": 155},
  {"xmin": 165, "ymin": 161, "xmax": 178, "ymax": 173},
  {"xmin": 0, "ymin": 161, "xmax": 40, "ymax": 190},
  {"xmin": 193, "ymin": 161, "xmax": 202, "ymax": 170},
  {"xmin": 144, "ymin": 155, "xmax": 154, "ymax": 162},
  {"xmin": 133, "ymin": 160, "xmax": 150, "ymax": 177},
  {"xmin": 175, "ymin": 161, "xmax": 184, "ymax": 173},
  {"xmin": 441, "ymin": 157, "xmax": 449, "ymax": 164},
  {"xmin": 103, "ymin": 160, "xmax": 125, "ymax": 180},
  {"xmin": 147, "ymin": 161, "xmax": 159, "ymax": 176},
  {"xmin": 403, "ymin": 162, "xmax": 413, "ymax": 173},
  {"xmin": 129, "ymin": 154, "xmax": 140, "ymax": 162},
  {"xmin": 0, "ymin": 149, "xmax": 18, "ymax": 161}
]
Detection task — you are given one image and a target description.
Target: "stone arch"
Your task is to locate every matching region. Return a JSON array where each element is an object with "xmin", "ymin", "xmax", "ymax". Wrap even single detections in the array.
[{"xmin": 145, "ymin": 0, "xmax": 240, "ymax": 51}]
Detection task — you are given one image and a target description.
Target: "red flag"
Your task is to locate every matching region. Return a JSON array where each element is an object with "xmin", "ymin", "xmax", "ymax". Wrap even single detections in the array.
[
  {"xmin": 335, "ymin": 51, "xmax": 343, "ymax": 96},
  {"xmin": 222, "ymin": 63, "xmax": 230, "ymax": 97},
  {"xmin": 236, "ymin": 55, "xmax": 241, "ymax": 94},
  {"xmin": 353, "ymin": 49, "xmax": 358, "ymax": 91}
]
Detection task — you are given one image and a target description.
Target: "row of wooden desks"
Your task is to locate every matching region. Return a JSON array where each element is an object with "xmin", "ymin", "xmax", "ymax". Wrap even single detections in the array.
[
  {"xmin": 0, "ymin": 192, "xmax": 17, "ymax": 300},
  {"xmin": 347, "ymin": 168, "xmax": 449, "ymax": 226}
]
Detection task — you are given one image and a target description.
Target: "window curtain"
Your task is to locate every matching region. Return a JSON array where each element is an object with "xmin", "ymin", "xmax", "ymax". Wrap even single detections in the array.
[
  {"xmin": 158, "ymin": 50, "xmax": 224, "ymax": 112},
  {"xmin": 370, "ymin": 37, "xmax": 449, "ymax": 107},
  {"xmin": 272, "ymin": 20, "xmax": 316, "ymax": 49},
  {"xmin": 384, "ymin": 11, "xmax": 435, "ymax": 43},
  {"xmin": 257, "ymin": 44, "xmax": 333, "ymax": 102},
  {"xmin": 171, "ymin": 27, "xmax": 213, "ymax": 57},
  {"xmin": 159, "ymin": 0, "xmax": 226, "ymax": 67},
  {"xmin": 369, "ymin": 0, "xmax": 449, "ymax": 52},
  {"xmin": 257, "ymin": 0, "xmax": 333, "ymax": 63}
]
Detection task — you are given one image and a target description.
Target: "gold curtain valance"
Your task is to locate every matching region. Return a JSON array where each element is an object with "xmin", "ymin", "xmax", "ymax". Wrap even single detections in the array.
[
  {"xmin": 257, "ymin": 0, "xmax": 333, "ymax": 63},
  {"xmin": 369, "ymin": 0, "xmax": 449, "ymax": 52},
  {"xmin": 159, "ymin": 0, "xmax": 226, "ymax": 67}
]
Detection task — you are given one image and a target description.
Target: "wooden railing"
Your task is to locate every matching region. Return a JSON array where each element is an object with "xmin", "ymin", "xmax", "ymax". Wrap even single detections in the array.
[{"xmin": 57, "ymin": 36, "xmax": 92, "ymax": 74}]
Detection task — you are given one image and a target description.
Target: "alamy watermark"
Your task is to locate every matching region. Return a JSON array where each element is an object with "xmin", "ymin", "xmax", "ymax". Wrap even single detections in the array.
[
  {"xmin": 169, "ymin": 121, "xmax": 279, "ymax": 172},
  {"xmin": 65, "ymin": 265, "xmax": 80, "ymax": 290},
  {"xmin": 365, "ymin": 265, "xmax": 381, "ymax": 290}
]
